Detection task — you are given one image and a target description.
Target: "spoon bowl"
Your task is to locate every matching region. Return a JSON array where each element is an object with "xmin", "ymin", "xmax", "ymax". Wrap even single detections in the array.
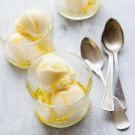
[
  {"xmin": 81, "ymin": 37, "xmax": 105, "ymax": 85},
  {"xmin": 102, "ymin": 18, "xmax": 124, "ymax": 53},
  {"xmin": 81, "ymin": 37, "xmax": 104, "ymax": 68}
]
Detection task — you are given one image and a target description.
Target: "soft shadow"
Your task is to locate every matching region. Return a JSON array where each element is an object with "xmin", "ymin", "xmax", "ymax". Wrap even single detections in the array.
[
  {"xmin": 8, "ymin": 62, "xmax": 26, "ymax": 75},
  {"xmin": 103, "ymin": 111, "xmax": 112, "ymax": 122}
]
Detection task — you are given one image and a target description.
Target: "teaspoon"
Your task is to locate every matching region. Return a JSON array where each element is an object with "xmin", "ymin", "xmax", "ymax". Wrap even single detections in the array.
[
  {"xmin": 81, "ymin": 37, "xmax": 105, "ymax": 85},
  {"xmin": 102, "ymin": 18, "xmax": 126, "ymax": 110},
  {"xmin": 112, "ymin": 97, "xmax": 130, "ymax": 130},
  {"xmin": 81, "ymin": 37, "xmax": 113, "ymax": 111}
]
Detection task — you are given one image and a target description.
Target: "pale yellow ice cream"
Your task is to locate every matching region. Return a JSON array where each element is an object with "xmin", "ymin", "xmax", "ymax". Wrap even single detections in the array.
[
  {"xmin": 37, "ymin": 54, "xmax": 75, "ymax": 92},
  {"xmin": 50, "ymin": 82, "xmax": 85, "ymax": 119},
  {"xmin": 26, "ymin": 53, "xmax": 91, "ymax": 127},
  {"xmin": 65, "ymin": 0, "xmax": 95, "ymax": 14},
  {"xmin": 7, "ymin": 10, "xmax": 53, "ymax": 68},
  {"xmin": 35, "ymin": 54, "xmax": 86, "ymax": 124},
  {"xmin": 8, "ymin": 32, "xmax": 45, "ymax": 61},
  {"xmin": 51, "ymin": 83, "xmax": 85, "ymax": 106},
  {"xmin": 9, "ymin": 32, "xmax": 32, "ymax": 44},
  {"xmin": 66, "ymin": 0, "xmax": 87, "ymax": 13},
  {"xmin": 36, "ymin": 53, "xmax": 85, "ymax": 108},
  {"xmin": 15, "ymin": 9, "xmax": 50, "ymax": 39}
]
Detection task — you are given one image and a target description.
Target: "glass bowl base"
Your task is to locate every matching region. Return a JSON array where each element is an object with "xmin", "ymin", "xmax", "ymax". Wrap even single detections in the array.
[
  {"xmin": 35, "ymin": 107, "xmax": 90, "ymax": 128},
  {"xmin": 57, "ymin": 1, "xmax": 100, "ymax": 21}
]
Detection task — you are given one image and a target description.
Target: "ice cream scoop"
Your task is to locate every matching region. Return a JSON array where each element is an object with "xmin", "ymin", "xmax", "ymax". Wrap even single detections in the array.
[
  {"xmin": 37, "ymin": 54, "xmax": 75, "ymax": 92},
  {"xmin": 16, "ymin": 9, "xmax": 50, "ymax": 39},
  {"xmin": 36, "ymin": 83, "xmax": 85, "ymax": 122},
  {"xmin": 8, "ymin": 32, "xmax": 43, "ymax": 61},
  {"xmin": 9, "ymin": 32, "xmax": 32, "ymax": 44},
  {"xmin": 51, "ymin": 83, "xmax": 85, "ymax": 106},
  {"xmin": 49, "ymin": 82, "xmax": 85, "ymax": 119}
]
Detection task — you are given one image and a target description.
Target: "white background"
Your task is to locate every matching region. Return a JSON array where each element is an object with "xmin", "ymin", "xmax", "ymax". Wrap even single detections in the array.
[{"xmin": 0, "ymin": 0, "xmax": 135, "ymax": 134}]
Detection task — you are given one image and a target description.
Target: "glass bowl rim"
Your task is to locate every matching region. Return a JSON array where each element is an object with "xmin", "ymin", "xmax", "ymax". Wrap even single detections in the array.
[{"xmin": 26, "ymin": 51, "xmax": 93, "ymax": 109}]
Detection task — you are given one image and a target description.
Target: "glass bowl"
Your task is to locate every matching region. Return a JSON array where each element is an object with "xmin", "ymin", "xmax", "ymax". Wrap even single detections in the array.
[
  {"xmin": 26, "ymin": 52, "xmax": 92, "ymax": 128},
  {"xmin": 0, "ymin": 10, "xmax": 54, "ymax": 69},
  {"xmin": 56, "ymin": 0, "xmax": 100, "ymax": 20}
]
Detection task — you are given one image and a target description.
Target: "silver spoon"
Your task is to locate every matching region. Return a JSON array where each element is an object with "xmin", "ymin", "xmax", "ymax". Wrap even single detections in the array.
[
  {"xmin": 104, "ymin": 47, "xmax": 130, "ymax": 130},
  {"xmin": 81, "ymin": 37, "xmax": 106, "ymax": 85},
  {"xmin": 81, "ymin": 37, "xmax": 113, "ymax": 111},
  {"xmin": 101, "ymin": 46, "xmax": 114, "ymax": 111},
  {"xmin": 102, "ymin": 18, "xmax": 126, "ymax": 110},
  {"xmin": 81, "ymin": 37, "xmax": 114, "ymax": 111},
  {"xmin": 112, "ymin": 97, "xmax": 130, "ymax": 130},
  {"xmin": 80, "ymin": 37, "xmax": 130, "ymax": 130}
]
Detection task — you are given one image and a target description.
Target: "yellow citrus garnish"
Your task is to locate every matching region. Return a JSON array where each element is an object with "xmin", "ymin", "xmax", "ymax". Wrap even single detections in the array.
[{"xmin": 81, "ymin": 0, "xmax": 94, "ymax": 13}]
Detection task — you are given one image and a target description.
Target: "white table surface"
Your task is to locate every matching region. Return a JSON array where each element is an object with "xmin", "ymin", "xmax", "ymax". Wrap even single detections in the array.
[{"xmin": 0, "ymin": 0, "xmax": 135, "ymax": 135}]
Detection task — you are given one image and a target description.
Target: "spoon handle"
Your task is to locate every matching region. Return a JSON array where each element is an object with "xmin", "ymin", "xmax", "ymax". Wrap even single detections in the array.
[
  {"xmin": 101, "ymin": 54, "xmax": 114, "ymax": 111},
  {"xmin": 85, "ymin": 60, "xmax": 106, "ymax": 86},
  {"xmin": 114, "ymin": 53, "xmax": 127, "ymax": 110},
  {"xmin": 112, "ymin": 97, "xmax": 130, "ymax": 130}
]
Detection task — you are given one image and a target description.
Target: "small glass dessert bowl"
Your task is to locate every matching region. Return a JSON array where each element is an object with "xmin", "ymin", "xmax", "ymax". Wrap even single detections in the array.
[
  {"xmin": 26, "ymin": 52, "xmax": 92, "ymax": 128},
  {"xmin": 0, "ymin": 9, "xmax": 53, "ymax": 69},
  {"xmin": 56, "ymin": 0, "xmax": 100, "ymax": 20}
]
